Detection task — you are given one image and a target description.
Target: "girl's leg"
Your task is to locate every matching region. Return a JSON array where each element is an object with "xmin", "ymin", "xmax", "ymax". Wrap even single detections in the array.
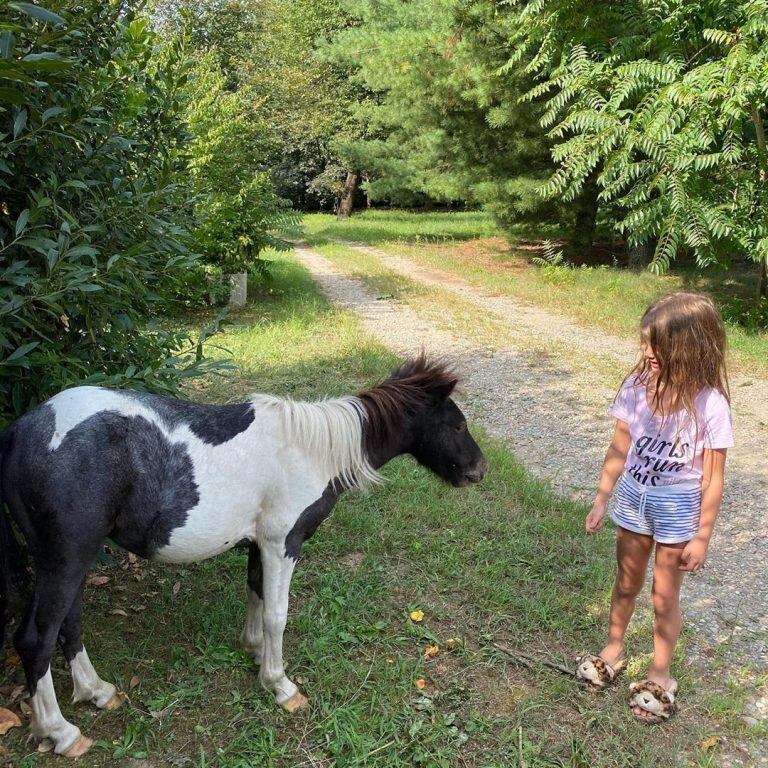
[
  {"xmin": 634, "ymin": 541, "xmax": 686, "ymax": 718},
  {"xmin": 599, "ymin": 527, "xmax": 654, "ymax": 664}
]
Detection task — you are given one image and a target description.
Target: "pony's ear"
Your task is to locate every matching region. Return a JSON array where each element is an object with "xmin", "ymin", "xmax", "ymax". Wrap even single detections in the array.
[{"xmin": 430, "ymin": 379, "xmax": 458, "ymax": 401}]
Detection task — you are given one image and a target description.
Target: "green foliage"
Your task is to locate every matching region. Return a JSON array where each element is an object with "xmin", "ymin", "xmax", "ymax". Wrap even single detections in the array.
[
  {"xmin": 186, "ymin": 52, "xmax": 298, "ymax": 273},
  {"xmin": 238, "ymin": 0, "xmax": 361, "ymax": 210},
  {"xmin": 498, "ymin": 0, "xmax": 768, "ymax": 280},
  {"xmin": 323, "ymin": 0, "xmax": 572, "ymax": 231},
  {"xmin": 0, "ymin": 1, "xmax": 230, "ymax": 425}
]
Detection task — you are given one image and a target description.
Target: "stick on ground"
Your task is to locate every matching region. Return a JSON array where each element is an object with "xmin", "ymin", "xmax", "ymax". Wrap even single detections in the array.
[{"xmin": 493, "ymin": 641, "xmax": 576, "ymax": 677}]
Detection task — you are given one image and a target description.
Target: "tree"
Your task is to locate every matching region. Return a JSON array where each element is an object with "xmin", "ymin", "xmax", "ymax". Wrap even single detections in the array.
[
  {"xmin": 324, "ymin": 0, "xmax": 570, "ymax": 235},
  {"xmin": 497, "ymin": 0, "xmax": 768, "ymax": 290},
  {"xmin": 186, "ymin": 52, "xmax": 294, "ymax": 275}
]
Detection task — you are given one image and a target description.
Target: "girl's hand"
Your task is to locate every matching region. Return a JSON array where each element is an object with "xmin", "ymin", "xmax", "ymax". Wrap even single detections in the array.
[
  {"xmin": 679, "ymin": 536, "xmax": 709, "ymax": 572},
  {"xmin": 585, "ymin": 502, "xmax": 607, "ymax": 534}
]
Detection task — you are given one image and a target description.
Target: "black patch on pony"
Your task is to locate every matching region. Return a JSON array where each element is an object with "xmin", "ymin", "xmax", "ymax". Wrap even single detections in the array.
[
  {"xmin": 5, "ymin": 404, "xmax": 199, "ymax": 560},
  {"xmin": 283, "ymin": 481, "xmax": 341, "ymax": 560},
  {"xmin": 122, "ymin": 390, "xmax": 255, "ymax": 446},
  {"xmin": 247, "ymin": 543, "xmax": 263, "ymax": 598}
]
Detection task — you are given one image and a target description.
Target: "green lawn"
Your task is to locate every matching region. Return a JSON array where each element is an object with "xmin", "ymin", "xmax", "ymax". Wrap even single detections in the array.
[
  {"xmin": 302, "ymin": 210, "xmax": 768, "ymax": 377},
  {"xmin": 1, "ymin": 255, "xmax": 759, "ymax": 767}
]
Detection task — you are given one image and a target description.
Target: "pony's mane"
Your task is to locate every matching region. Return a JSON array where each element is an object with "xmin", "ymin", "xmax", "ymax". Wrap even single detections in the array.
[
  {"xmin": 248, "ymin": 355, "xmax": 458, "ymax": 490},
  {"xmin": 357, "ymin": 353, "xmax": 459, "ymax": 456},
  {"xmin": 250, "ymin": 394, "xmax": 381, "ymax": 489}
]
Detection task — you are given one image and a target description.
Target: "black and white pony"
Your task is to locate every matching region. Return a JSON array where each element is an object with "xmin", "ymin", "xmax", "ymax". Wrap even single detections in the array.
[{"xmin": 0, "ymin": 355, "xmax": 487, "ymax": 757}]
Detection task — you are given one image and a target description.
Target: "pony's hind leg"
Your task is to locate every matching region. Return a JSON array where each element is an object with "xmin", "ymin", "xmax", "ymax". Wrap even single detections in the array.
[
  {"xmin": 241, "ymin": 543, "xmax": 264, "ymax": 661},
  {"xmin": 15, "ymin": 568, "xmax": 93, "ymax": 757},
  {"xmin": 259, "ymin": 541, "xmax": 306, "ymax": 712},
  {"xmin": 59, "ymin": 585, "xmax": 123, "ymax": 710}
]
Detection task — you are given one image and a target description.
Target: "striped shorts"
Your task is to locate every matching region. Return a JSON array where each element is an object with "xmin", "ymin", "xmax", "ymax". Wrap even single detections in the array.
[{"xmin": 611, "ymin": 472, "xmax": 702, "ymax": 544}]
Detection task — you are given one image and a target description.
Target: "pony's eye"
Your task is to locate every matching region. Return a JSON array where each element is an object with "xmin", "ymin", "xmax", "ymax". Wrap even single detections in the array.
[{"xmin": 455, "ymin": 422, "xmax": 466, "ymax": 433}]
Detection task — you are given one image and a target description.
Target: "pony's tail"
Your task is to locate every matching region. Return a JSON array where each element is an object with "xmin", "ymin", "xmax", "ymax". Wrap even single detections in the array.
[{"xmin": 0, "ymin": 427, "xmax": 27, "ymax": 650}]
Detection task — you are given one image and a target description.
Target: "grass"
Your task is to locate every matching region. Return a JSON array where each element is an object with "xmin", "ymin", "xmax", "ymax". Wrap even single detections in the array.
[
  {"xmin": 1, "ymin": 255, "xmax": 763, "ymax": 767},
  {"xmin": 302, "ymin": 211, "xmax": 768, "ymax": 377}
]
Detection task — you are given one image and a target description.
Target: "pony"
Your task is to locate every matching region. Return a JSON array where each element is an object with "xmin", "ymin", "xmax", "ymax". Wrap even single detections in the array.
[{"xmin": 0, "ymin": 354, "xmax": 487, "ymax": 757}]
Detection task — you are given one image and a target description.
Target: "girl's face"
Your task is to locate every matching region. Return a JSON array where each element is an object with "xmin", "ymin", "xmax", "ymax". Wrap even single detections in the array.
[{"xmin": 641, "ymin": 338, "xmax": 660, "ymax": 372}]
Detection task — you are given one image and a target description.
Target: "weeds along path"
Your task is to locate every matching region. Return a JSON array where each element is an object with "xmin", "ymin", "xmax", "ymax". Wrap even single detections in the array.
[{"xmin": 293, "ymin": 241, "xmax": 768, "ymax": 691}]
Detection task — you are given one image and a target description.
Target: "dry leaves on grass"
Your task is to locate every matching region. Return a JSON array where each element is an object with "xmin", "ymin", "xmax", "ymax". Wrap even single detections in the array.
[
  {"xmin": 86, "ymin": 575, "xmax": 111, "ymax": 587},
  {"xmin": 111, "ymin": 608, "xmax": 128, "ymax": 617},
  {"xmin": 129, "ymin": 675, "xmax": 141, "ymax": 691},
  {"xmin": 699, "ymin": 736, "xmax": 722, "ymax": 752},
  {"xmin": 414, "ymin": 679, "xmax": 426, "ymax": 690},
  {"xmin": 0, "ymin": 708, "xmax": 22, "ymax": 735},
  {"xmin": 424, "ymin": 646, "xmax": 440, "ymax": 662}
]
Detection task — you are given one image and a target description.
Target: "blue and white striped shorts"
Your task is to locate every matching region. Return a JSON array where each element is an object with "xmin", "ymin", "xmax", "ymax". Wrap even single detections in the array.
[{"xmin": 611, "ymin": 473, "xmax": 702, "ymax": 544}]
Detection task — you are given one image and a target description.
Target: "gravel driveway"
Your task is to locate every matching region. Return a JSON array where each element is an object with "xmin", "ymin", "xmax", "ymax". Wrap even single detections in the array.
[{"xmin": 293, "ymin": 241, "xmax": 768, "ymax": 731}]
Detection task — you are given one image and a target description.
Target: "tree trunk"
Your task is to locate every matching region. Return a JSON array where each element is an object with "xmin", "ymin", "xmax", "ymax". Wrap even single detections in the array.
[
  {"xmin": 337, "ymin": 171, "xmax": 359, "ymax": 221},
  {"xmin": 759, "ymin": 254, "xmax": 768, "ymax": 298},
  {"xmin": 570, "ymin": 179, "xmax": 599, "ymax": 255}
]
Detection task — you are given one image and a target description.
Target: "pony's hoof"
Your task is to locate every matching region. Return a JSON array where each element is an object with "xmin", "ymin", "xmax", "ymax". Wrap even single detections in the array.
[
  {"xmin": 102, "ymin": 692, "xmax": 127, "ymax": 711},
  {"xmin": 280, "ymin": 691, "xmax": 308, "ymax": 713},
  {"xmin": 64, "ymin": 734, "xmax": 93, "ymax": 758}
]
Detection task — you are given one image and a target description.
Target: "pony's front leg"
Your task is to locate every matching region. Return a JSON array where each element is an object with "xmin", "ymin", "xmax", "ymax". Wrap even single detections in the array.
[{"xmin": 259, "ymin": 542, "xmax": 307, "ymax": 713}]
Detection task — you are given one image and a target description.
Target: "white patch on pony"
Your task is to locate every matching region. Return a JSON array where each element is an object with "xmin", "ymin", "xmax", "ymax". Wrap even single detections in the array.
[
  {"xmin": 46, "ymin": 387, "xmax": 159, "ymax": 451},
  {"xmin": 30, "ymin": 667, "xmax": 83, "ymax": 754},
  {"xmin": 70, "ymin": 648, "xmax": 117, "ymax": 707},
  {"xmin": 155, "ymin": 395, "xmax": 378, "ymax": 564}
]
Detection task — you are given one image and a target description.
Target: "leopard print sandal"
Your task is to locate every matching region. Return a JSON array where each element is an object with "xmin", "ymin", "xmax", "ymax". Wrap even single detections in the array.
[
  {"xmin": 628, "ymin": 679, "xmax": 678, "ymax": 723},
  {"xmin": 575, "ymin": 653, "xmax": 628, "ymax": 689}
]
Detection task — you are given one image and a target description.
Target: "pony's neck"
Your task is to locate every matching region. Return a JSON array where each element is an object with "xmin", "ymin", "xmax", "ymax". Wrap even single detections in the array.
[{"xmin": 359, "ymin": 403, "xmax": 419, "ymax": 471}]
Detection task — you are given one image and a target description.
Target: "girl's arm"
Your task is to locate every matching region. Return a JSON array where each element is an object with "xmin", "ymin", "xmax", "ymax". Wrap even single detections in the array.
[
  {"xmin": 679, "ymin": 448, "xmax": 727, "ymax": 571},
  {"xmin": 586, "ymin": 419, "xmax": 632, "ymax": 533}
]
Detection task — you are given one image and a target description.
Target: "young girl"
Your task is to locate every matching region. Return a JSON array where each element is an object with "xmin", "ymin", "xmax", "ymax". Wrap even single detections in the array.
[{"xmin": 577, "ymin": 291, "xmax": 733, "ymax": 722}]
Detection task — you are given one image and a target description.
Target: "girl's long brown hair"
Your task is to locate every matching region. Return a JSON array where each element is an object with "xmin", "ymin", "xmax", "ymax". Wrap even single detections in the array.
[{"xmin": 620, "ymin": 291, "xmax": 729, "ymax": 432}]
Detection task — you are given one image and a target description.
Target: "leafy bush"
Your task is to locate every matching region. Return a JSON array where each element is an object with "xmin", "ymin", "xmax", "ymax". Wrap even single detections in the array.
[
  {"xmin": 186, "ymin": 51, "xmax": 298, "ymax": 275},
  {"xmin": 0, "ymin": 2, "xmax": 224, "ymax": 426}
]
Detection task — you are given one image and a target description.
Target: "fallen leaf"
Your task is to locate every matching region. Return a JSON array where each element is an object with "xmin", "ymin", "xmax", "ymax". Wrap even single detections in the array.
[
  {"xmin": 111, "ymin": 608, "xmax": 128, "ymax": 617},
  {"xmin": 129, "ymin": 675, "xmax": 140, "ymax": 691},
  {"xmin": 37, "ymin": 739, "xmax": 54, "ymax": 753},
  {"xmin": 3, "ymin": 650, "xmax": 20, "ymax": 668},
  {"xmin": 86, "ymin": 575, "xmax": 111, "ymax": 587},
  {"xmin": 424, "ymin": 645, "xmax": 440, "ymax": 661},
  {"xmin": 386, "ymin": 658, "xmax": 395, "ymax": 664},
  {"xmin": 414, "ymin": 678, "xmax": 426, "ymax": 690},
  {"xmin": 409, "ymin": 610, "xmax": 424, "ymax": 622},
  {"xmin": 131, "ymin": 604, "xmax": 146, "ymax": 612},
  {"xmin": 19, "ymin": 700, "xmax": 31, "ymax": 716},
  {"xmin": 173, "ymin": 581, "xmax": 181, "ymax": 596},
  {"xmin": 9, "ymin": 685, "xmax": 24, "ymax": 702},
  {"xmin": 445, "ymin": 637, "xmax": 463, "ymax": 651},
  {"xmin": 0, "ymin": 708, "xmax": 22, "ymax": 735},
  {"xmin": 128, "ymin": 553, "xmax": 138, "ymax": 565},
  {"xmin": 699, "ymin": 736, "xmax": 722, "ymax": 752}
]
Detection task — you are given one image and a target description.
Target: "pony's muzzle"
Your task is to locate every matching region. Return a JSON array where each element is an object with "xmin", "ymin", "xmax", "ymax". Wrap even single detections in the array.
[{"xmin": 465, "ymin": 456, "xmax": 488, "ymax": 483}]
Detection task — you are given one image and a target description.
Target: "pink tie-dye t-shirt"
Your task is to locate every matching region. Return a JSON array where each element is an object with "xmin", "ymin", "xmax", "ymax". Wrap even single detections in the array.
[{"xmin": 611, "ymin": 376, "xmax": 734, "ymax": 487}]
